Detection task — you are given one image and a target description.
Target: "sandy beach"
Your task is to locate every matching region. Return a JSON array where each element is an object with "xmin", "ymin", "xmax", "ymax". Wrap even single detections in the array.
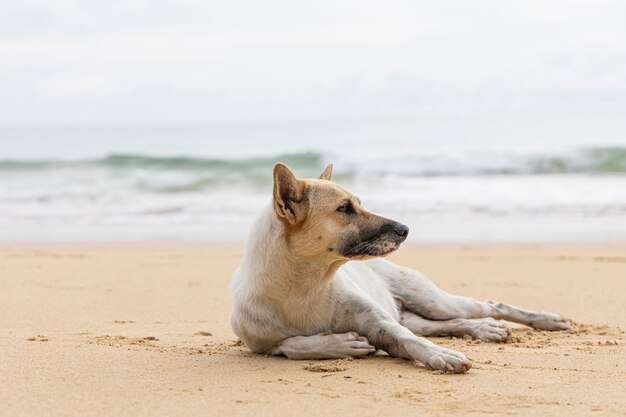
[{"xmin": 1, "ymin": 243, "xmax": 625, "ymax": 417}]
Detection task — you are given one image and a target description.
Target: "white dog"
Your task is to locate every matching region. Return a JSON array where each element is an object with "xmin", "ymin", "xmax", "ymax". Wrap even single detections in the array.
[{"xmin": 230, "ymin": 163, "xmax": 570, "ymax": 373}]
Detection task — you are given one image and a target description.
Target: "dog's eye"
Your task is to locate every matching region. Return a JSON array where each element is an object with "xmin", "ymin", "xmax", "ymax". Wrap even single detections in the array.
[{"xmin": 337, "ymin": 202, "xmax": 355, "ymax": 214}]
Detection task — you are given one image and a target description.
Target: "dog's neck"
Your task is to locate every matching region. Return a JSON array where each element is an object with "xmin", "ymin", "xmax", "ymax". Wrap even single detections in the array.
[{"xmin": 242, "ymin": 204, "xmax": 345, "ymax": 300}]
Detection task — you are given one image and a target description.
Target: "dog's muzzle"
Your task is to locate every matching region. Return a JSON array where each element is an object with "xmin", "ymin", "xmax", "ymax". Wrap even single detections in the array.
[{"xmin": 341, "ymin": 221, "xmax": 409, "ymax": 258}]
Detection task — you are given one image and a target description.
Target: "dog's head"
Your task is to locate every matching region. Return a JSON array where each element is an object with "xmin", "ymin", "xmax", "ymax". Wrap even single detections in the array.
[{"xmin": 272, "ymin": 163, "xmax": 408, "ymax": 260}]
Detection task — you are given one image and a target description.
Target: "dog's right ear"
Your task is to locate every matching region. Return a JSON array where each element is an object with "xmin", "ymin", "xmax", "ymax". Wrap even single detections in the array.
[
  {"xmin": 273, "ymin": 163, "xmax": 306, "ymax": 225},
  {"xmin": 319, "ymin": 163, "xmax": 333, "ymax": 181}
]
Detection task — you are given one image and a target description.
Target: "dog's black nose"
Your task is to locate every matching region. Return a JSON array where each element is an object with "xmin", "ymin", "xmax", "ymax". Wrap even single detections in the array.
[{"xmin": 393, "ymin": 223, "xmax": 409, "ymax": 238}]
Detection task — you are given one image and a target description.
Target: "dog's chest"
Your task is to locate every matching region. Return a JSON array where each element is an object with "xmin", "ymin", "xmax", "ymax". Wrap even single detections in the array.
[
  {"xmin": 334, "ymin": 262, "xmax": 401, "ymax": 320},
  {"xmin": 281, "ymin": 295, "xmax": 335, "ymax": 334}
]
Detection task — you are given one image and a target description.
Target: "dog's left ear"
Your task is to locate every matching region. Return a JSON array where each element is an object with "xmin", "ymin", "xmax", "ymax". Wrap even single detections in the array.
[
  {"xmin": 319, "ymin": 164, "xmax": 333, "ymax": 181},
  {"xmin": 273, "ymin": 163, "xmax": 307, "ymax": 225}
]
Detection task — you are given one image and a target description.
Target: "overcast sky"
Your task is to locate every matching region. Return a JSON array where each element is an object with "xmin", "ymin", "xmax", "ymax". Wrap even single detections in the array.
[{"xmin": 1, "ymin": 0, "xmax": 625, "ymax": 125}]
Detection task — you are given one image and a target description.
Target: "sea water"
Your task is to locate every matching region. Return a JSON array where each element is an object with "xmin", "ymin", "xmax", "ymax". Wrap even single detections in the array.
[{"xmin": 1, "ymin": 117, "xmax": 626, "ymax": 241}]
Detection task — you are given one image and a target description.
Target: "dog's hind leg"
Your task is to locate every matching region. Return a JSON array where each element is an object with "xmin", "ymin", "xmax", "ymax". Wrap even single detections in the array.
[
  {"xmin": 481, "ymin": 300, "xmax": 570, "ymax": 330},
  {"xmin": 269, "ymin": 332, "xmax": 376, "ymax": 360},
  {"xmin": 400, "ymin": 311, "xmax": 510, "ymax": 342},
  {"xmin": 368, "ymin": 259, "xmax": 570, "ymax": 331}
]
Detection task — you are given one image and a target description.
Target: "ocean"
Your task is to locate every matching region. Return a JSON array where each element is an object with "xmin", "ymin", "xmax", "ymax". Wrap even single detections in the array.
[{"xmin": 2, "ymin": 117, "xmax": 626, "ymax": 241}]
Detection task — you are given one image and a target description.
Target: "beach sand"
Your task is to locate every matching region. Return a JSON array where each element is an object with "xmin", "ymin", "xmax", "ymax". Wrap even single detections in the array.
[{"xmin": 1, "ymin": 243, "xmax": 625, "ymax": 417}]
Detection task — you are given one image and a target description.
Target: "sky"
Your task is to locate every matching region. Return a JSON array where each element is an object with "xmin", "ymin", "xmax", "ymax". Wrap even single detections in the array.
[{"xmin": 1, "ymin": 0, "xmax": 626, "ymax": 125}]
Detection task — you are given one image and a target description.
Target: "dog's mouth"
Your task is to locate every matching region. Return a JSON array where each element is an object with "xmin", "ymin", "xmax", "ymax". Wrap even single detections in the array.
[
  {"xmin": 344, "ymin": 237, "xmax": 401, "ymax": 258},
  {"xmin": 340, "ymin": 223, "xmax": 408, "ymax": 258}
]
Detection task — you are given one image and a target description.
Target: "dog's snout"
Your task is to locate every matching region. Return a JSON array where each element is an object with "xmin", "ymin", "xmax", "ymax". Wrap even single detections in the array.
[{"xmin": 393, "ymin": 223, "xmax": 409, "ymax": 239}]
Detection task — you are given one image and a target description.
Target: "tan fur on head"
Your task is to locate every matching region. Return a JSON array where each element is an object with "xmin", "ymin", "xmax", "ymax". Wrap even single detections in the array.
[{"xmin": 271, "ymin": 163, "xmax": 406, "ymax": 260}]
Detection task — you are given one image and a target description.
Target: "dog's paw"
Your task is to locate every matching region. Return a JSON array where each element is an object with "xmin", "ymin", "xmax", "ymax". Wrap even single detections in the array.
[
  {"xmin": 423, "ymin": 346, "xmax": 471, "ymax": 374},
  {"xmin": 468, "ymin": 318, "xmax": 511, "ymax": 342},
  {"xmin": 330, "ymin": 332, "xmax": 376, "ymax": 357},
  {"xmin": 528, "ymin": 313, "xmax": 571, "ymax": 331}
]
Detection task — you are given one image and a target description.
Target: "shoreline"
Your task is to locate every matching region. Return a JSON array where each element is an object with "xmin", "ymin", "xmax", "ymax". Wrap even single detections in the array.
[{"xmin": 3, "ymin": 239, "xmax": 626, "ymax": 246}]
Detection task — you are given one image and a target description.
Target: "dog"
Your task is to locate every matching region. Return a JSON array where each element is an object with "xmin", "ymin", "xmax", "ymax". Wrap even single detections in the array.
[{"xmin": 230, "ymin": 163, "xmax": 571, "ymax": 373}]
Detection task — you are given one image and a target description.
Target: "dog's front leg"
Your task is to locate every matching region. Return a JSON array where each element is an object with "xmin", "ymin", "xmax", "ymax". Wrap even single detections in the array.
[
  {"xmin": 270, "ymin": 332, "xmax": 376, "ymax": 360},
  {"xmin": 338, "ymin": 300, "xmax": 471, "ymax": 373},
  {"xmin": 368, "ymin": 317, "xmax": 471, "ymax": 373}
]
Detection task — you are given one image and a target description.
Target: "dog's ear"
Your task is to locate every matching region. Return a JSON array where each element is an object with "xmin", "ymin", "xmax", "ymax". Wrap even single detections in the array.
[
  {"xmin": 273, "ymin": 163, "xmax": 306, "ymax": 224},
  {"xmin": 319, "ymin": 164, "xmax": 333, "ymax": 181}
]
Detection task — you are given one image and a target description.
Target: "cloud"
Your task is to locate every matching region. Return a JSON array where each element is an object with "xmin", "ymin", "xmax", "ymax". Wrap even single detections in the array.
[{"xmin": 1, "ymin": 0, "xmax": 625, "ymax": 124}]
